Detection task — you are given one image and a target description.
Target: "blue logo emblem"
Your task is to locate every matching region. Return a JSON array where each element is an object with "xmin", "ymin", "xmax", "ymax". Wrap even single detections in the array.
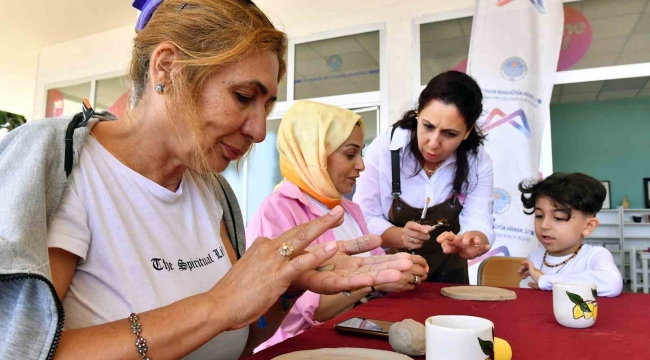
[
  {"xmin": 493, "ymin": 188, "xmax": 511, "ymax": 214},
  {"xmin": 501, "ymin": 57, "xmax": 527, "ymax": 81},
  {"xmin": 327, "ymin": 55, "xmax": 342, "ymax": 71},
  {"xmin": 529, "ymin": 0, "xmax": 546, "ymax": 14}
]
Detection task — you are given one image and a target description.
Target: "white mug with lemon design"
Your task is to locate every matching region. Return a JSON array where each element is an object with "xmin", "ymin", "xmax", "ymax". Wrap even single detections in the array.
[{"xmin": 552, "ymin": 282, "xmax": 598, "ymax": 329}]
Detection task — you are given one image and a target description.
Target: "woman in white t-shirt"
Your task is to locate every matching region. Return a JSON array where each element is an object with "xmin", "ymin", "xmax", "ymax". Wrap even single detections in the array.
[{"xmin": 42, "ymin": 1, "xmax": 413, "ymax": 359}]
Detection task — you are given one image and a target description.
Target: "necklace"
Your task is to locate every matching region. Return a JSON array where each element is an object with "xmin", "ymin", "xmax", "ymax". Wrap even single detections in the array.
[
  {"xmin": 542, "ymin": 244, "xmax": 583, "ymax": 269},
  {"xmin": 424, "ymin": 162, "xmax": 443, "ymax": 177}
]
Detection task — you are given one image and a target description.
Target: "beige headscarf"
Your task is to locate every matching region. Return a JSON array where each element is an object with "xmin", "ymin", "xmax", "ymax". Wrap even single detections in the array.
[{"xmin": 277, "ymin": 100, "xmax": 364, "ymax": 209}]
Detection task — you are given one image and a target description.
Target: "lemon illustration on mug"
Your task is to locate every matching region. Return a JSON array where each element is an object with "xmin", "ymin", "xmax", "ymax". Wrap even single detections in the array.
[{"xmin": 567, "ymin": 289, "xmax": 598, "ymax": 321}]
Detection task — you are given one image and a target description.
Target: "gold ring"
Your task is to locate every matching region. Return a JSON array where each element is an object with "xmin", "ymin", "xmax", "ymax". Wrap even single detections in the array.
[{"xmin": 279, "ymin": 241, "xmax": 295, "ymax": 257}]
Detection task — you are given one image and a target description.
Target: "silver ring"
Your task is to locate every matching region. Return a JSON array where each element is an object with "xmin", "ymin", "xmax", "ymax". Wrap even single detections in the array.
[
  {"xmin": 343, "ymin": 291, "xmax": 351, "ymax": 297},
  {"xmin": 413, "ymin": 274, "xmax": 420, "ymax": 285}
]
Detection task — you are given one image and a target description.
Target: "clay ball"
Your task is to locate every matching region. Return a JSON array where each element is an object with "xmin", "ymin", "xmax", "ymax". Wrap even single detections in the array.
[{"xmin": 388, "ymin": 319, "xmax": 426, "ymax": 356}]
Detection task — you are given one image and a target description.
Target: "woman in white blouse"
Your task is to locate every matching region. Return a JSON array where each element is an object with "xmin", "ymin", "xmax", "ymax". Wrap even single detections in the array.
[{"xmin": 354, "ymin": 71, "xmax": 494, "ymax": 284}]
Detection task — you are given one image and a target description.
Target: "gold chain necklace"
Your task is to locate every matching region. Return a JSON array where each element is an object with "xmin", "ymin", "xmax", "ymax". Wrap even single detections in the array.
[
  {"xmin": 542, "ymin": 244, "xmax": 583, "ymax": 268},
  {"xmin": 424, "ymin": 162, "xmax": 443, "ymax": 177}
]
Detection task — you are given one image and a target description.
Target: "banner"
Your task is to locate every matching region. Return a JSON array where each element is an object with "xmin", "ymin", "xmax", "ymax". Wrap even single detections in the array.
[{"xmin": 466, "ymin": 0, "xmax": 564, "ymax": 283}]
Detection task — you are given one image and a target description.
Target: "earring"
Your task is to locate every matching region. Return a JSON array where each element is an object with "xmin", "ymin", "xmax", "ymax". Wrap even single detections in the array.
[{"xmin": 155, "ymin": 83, "xmax": 165, "ymax": 93}]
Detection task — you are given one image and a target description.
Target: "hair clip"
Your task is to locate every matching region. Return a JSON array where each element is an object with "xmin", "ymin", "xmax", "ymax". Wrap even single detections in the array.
[
  {"xmin": 177, "ymin": 3, "xmax": 187, "ymax": 12},
  {"xmin": 133, "ymin": 0, "xmax": 163, "ymax": 31}
]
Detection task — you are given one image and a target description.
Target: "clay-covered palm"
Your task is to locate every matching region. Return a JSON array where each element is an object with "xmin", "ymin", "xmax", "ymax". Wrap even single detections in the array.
[{"xmin": 292, "ymin": 237, "xmax": 415, "ymax": 294}]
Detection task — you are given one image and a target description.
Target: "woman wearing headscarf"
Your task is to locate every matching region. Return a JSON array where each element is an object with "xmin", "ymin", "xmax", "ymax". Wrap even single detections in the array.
[{"xmin": 246, "ymin": 100, "xmax": 428, "ymax": 351}]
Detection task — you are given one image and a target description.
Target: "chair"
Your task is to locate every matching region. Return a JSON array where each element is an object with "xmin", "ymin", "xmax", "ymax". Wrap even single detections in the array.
[{"xmin": 477, "ymin": 256, "xmax": 527, "ymax": 287}]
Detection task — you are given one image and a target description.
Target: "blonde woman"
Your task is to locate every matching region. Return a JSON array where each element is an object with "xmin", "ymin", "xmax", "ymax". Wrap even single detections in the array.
[
  {"xmin": 247, "ymin": 100, "xmax": 428, "ymax": 351},
  {"xmin": 0, "ymin": 1, "xmax": 413, "ymax": 359}
]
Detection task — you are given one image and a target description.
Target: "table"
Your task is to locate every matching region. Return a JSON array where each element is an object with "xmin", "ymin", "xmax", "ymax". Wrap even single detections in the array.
[{"xmin": 244, "ymin": 283, "xmax": 649, "ymax": 359}]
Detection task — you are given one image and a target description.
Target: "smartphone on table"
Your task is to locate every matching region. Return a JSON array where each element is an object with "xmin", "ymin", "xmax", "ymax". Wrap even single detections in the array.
[{"xmin": 334, "ymin": 317, "xmax": 394, "ymax": 338}]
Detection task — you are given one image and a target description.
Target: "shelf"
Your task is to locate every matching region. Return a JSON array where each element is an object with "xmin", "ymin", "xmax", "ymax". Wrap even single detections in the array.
[
  {"xmin": 624, "ymin": 222, "xmax": 650, "ymax": 225},
  {"xmin": 624, "ymin": 236, "xmax": 650, "ymax": 239}
]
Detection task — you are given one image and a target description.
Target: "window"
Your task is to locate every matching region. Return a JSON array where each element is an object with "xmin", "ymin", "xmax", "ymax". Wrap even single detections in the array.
[
  {"xmin": 295, "ymin": 31, "xmax": 380, "ymax": 99},
  {"xmin": 46, "ymin": 82, "xmax": 91, "ymax": 117},
  {"xmin": 277, "ymin": 76, "xmax": 287, "ymax": 102},
  {"xmin": 420, "ymin": 18, "xmax": 472, "ymax": 85},
  {"xmin": 95, "ymin": 76, "xmax": 129, "ymax": 113},
  {"xmin": 419, "ymin": 0, "xmax": 650, "ymax": 85}
]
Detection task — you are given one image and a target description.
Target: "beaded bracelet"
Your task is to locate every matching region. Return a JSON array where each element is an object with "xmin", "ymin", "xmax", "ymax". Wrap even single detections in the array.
[{"xmin": 128, "ymin": 313, "xmax": 151, "ymax": 360}]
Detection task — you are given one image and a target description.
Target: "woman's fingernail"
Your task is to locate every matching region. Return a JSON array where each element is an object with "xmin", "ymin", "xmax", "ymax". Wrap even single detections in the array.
[
  {"xmin": 325, "ymin": 242, "xmax": 337, "ymax": 251},
  {"xmin": 329, "ymin": 205, "xmax": 343, "ymax": 216}
]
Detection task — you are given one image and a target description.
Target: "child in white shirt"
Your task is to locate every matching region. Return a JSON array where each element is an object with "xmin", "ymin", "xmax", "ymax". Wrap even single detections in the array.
[{"xmin": 518, "ymin": 173, "xmax": 623, "ymax": 297}]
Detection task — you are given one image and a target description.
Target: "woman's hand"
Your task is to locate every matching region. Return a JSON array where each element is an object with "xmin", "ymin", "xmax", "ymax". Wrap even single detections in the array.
[
  {"xmin": 436, "ymin": 231, "xmax": 490, "ymax": 259},
  {"xmin": 376, "ymin": 254, "xmax": 429, "ymax": 292},
  {"xmin": 401, "ymin": 221, "xmax": 432, "ymax": 250},
  {"xmin": 208, "ymin": 206, "xmax": 346, "ymax": 330},
  {"xmin": 207, "ymin": 206, "xmax": 412, "ymax": 331},
  {"xmin": 291, "ymin": 237, "xmax": 415, "ymax": 294}
]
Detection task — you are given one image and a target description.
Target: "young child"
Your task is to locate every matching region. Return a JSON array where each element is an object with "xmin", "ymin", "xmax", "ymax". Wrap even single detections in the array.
[{"xmin": 518, "ymin": 172, "xmax": 623, "ymax": 297}]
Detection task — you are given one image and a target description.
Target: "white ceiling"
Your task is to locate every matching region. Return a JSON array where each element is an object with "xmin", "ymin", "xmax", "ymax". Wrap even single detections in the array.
[{"xmin": 0, "ymin": 0, "xmax": 136, "ymax": 50}]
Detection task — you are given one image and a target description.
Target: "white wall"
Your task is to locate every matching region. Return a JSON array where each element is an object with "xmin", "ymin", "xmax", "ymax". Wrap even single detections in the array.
[
  {"xmin": 34, "ymin": 25, "xmax": 135, "ymax": 119},
  {"xmin": 33, "ymin": 0, "xmax": 475, "ymax": 126},
  {"xmin": 0, "ymin": 49, "xmax": 38, "ymax": 120}
]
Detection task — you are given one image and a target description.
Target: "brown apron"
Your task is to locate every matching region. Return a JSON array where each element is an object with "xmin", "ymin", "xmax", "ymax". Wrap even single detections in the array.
[{"xmin": 386, "ymin": 126, "xmax": 468, "ymax": 284}]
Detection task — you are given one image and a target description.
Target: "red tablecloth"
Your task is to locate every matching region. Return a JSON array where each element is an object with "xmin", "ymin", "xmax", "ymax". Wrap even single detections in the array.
[{"xmin": 244, "ymin": 283, "xmax": 649, "ymax": 359}]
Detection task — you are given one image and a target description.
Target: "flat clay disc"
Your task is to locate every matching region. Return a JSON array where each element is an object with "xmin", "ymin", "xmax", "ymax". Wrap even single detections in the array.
[
  {"xmin": 440, "ymin": 286, "xmax": 517, "ymax": 301},
  {"xmin": 272, "ymin": 348, "xmax": 412, "ymax": 360}
]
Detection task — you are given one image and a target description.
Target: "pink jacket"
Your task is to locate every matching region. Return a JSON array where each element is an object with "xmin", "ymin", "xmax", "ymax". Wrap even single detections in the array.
[{"xmin": 245, "ymin": 181, "xmax": 385, "ymax": 351}]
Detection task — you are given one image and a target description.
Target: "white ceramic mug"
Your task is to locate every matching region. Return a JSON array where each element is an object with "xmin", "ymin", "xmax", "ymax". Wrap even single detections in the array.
[
  {"xmin": 552, "ymin": 282, "xmax": 598, "ymax": 329},
  {"xmin": 425, "ymin": 315, "xmax": 494, "ymax": 360}
]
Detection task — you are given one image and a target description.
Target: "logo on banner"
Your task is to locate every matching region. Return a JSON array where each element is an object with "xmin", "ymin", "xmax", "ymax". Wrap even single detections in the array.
[
  {"xmin": 493, "ymin": 188, "xmax": 511, "ymax": 214},
  {"xmin": 558, "ymin": 5, "xmax": 592, "ymax": 71},
  {"xmin": 482, "ymin": 108, "xmax": 532, "ymax": 138},
  {"xmin": 327, "ymin": 55, "xmax": 343, "ymax": 71},
  {"xmin": 496, "ymin": 0, "xmax": 546, "ymax": 14},
  {"xmin": 501, "ymin": 57, "xmax": 527, "ymax": 81}
]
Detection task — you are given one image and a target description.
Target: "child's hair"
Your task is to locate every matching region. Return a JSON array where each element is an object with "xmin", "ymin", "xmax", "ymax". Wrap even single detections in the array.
[{"xmin": 519, "ymin": 172, "xmax": 607, "ymax": 219}]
